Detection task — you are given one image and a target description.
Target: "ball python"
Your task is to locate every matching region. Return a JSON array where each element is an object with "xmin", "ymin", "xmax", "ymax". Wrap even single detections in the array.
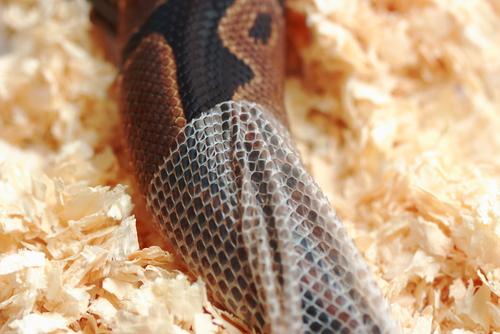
[{"xmin": 91, "ymin": 0, "xmax": 400, "ymax": 333}]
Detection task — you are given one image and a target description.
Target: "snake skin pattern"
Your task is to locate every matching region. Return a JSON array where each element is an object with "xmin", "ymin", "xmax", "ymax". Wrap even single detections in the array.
[{"xmin": 109, "ymin": 0, "xmax": 401, "ymax": 333}]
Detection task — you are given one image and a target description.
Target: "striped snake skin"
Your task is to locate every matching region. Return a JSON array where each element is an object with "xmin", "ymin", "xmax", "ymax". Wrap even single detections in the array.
[{"xmin": 92, "ymin": 0, "xmax": 402, "ymax": 333}]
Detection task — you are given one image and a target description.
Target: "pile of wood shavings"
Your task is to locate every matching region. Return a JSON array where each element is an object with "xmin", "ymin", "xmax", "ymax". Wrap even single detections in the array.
[
  {"xmin": 1, "ymin": 0, "xmax": 500, "ymax": 333},
  {"xmin": 286, "ymin": 0, "xmax": 500, "ymax": 333},
  {"xmin": 0, "ymin": 0, "xmax": 241, "ymax": 333}
]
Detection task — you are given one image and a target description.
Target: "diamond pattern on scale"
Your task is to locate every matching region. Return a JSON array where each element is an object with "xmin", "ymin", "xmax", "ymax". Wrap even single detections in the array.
[{"xmin": 147, "ymin": 101, "xmax": 398, "ymax": 334}]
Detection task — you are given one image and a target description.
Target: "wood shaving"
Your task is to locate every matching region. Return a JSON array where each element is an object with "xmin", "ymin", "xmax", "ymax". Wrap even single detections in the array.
[{"xmin": 1, "ymin": 0, "xmax": 500, "ymax": 333}]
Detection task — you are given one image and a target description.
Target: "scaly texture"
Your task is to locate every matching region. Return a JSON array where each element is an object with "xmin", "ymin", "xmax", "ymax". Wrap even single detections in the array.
[
  {"xmin": 117, "ymin": 0, "xmax": 399, "ymax": 333},
  {"xmin": 147, "ymin": 101, "xmax": 398, "ymax": 334}
]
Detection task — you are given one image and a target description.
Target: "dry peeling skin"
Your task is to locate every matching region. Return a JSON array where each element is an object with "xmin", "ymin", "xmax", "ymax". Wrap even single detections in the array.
[
  {"xmin": 147, "ymin": 101, "xmax": 398, "ymax": 334},
  {"xmin": 1, "ymin": 0, "xmax": 500, "ymax": 333}
]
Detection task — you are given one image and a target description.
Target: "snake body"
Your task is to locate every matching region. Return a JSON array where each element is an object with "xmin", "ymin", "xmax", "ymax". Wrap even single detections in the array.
[{"xmin": 110, "ymin": 0, "xmax": 400, "ymax": 333}]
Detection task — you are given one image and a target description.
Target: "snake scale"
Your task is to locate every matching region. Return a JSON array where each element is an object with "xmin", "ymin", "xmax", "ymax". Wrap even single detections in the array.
[{"xmin": 92, "ymin": 0, "xmax": 400, "ymax": 333}]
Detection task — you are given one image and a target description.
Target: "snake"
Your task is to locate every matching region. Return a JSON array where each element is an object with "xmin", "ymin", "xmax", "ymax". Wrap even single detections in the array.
[{"xmin": 91, "ymin": 0, "xmax": 401, "ymax": 333}]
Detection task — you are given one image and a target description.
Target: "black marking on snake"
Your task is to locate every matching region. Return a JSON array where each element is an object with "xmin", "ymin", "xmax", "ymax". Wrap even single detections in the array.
[
  {"xmin": 249, "ymin": 13, "xmax": 272, "ymax": 45},
  {"xmin": 121, "ymin": 0, "xmax": 254, "ymax": 121}
]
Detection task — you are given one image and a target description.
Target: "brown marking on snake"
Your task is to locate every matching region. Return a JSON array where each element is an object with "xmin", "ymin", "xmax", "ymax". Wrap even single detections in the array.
[
  {"xmin": 220, "ymin": 0, "xmax": 287, "ymax": 124},
  {"xmin": 119, "ymin": 33, "xmax": 186, "ymax": 196},
  {"xmin": 120, "ymin": 0, "xmax": 283, "ymax": 122}
]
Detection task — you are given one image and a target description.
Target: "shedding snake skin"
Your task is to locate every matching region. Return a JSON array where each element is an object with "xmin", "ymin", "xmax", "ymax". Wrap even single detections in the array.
[{"xmin": 100, "ymin": 0, "xmax": 401, "ymax": 333}]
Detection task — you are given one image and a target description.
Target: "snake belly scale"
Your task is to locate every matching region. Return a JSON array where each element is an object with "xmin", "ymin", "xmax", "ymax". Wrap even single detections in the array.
[{"xmin": 113, "ymin": 0, "xmax": 400, "ymax": 333}]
